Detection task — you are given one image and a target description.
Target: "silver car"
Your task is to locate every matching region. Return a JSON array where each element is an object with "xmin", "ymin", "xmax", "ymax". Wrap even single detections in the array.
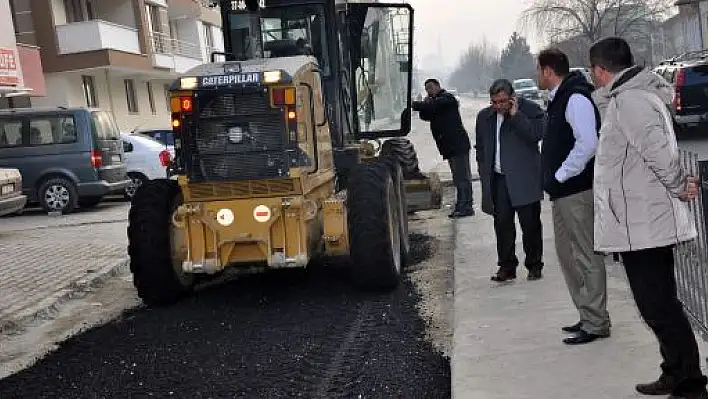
[{"xmin": 512, "ymin": 79, "xmax": 542, "ymax": 101}]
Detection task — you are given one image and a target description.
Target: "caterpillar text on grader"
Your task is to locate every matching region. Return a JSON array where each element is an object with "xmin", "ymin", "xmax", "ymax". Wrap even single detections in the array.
[{"xmin": 127, "ymin": 0, "xmax": 443, "ymax": 305}]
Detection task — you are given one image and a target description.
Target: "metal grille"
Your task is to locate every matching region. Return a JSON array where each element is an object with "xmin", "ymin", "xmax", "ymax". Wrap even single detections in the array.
[
  {"xmin": 187, "ymin": 90, "xmax": 294, "ymax": 182},
  {"xmin": 187, "ymin": 179, "xmax": 297, "ymax": 199},
  {"xmin": 675, "ymin": 149, "xmax": 708, "ymax": 340}
]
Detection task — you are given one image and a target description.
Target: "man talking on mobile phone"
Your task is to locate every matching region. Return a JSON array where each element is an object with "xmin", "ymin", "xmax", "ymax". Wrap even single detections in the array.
[{"xmin": 475, "ymin": 79, "xmax": 545, "ymax": 282}]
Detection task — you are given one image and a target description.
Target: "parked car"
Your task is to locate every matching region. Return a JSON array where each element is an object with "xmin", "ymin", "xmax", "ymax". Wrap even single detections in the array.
[
  {"xmin": 134, "ymin": 128, "xmax": 175, "ymax": 147},
  {"xmin": 0, "ymin": 107, "xmax": 129, "ymax": 213},
  {"xmin": 655, "ymin": 51, "xmax": 708, "ymax": 136},
  {"xmin": 120, "ymin": 132, "xmax": 173, "ymax": 199},
  {"xmin": 512, "ymin": 78, "xmax": 542, "ymax": 101},
  {"xmin": 0, "ymin": 167, "xmax": 27, "ymax": 216}
]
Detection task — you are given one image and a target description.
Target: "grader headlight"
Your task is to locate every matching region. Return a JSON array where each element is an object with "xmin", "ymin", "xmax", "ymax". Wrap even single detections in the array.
[
  {"xmin": 263, "ymin": 70, "xmax": 283, "ymax": 84},
  {"xmin": 179, "ymin": 77, "xmax": 198, "ymax": 90}
]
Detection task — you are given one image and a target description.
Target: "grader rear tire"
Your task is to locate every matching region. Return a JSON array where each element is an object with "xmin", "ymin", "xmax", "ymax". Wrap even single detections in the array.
[
  {"xmin": 379, "ymin": 156, "xmax": 410, "ymax": 265},
  {"xmin": 347, "ymin": 162, "xmax": 402, "ymax": 290},
  {"xmin": 127, "ymin": 179, "xmax": 194, "ymax": 306},
  {"xmin": 380, "ymin": 138, "xmax": 425, "ymax": 180}
]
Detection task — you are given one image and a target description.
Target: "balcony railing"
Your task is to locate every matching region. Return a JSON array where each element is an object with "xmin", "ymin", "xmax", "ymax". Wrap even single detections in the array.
[{"xmin": 150, "ymin": 32, "xmax": 203, "ymax": 60}]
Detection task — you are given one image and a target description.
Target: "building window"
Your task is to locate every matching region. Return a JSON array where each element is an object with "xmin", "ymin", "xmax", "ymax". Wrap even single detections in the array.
[
  {"xmin": 124, "ymin": 79, "xmax": 138, "ymax": 113},
  {"xmin": 164, "ymin": 84, "xmax": 171, "ymax": 112},
  {"xmin": 146, "ymin": 82, "xmax": 156, "ymax": 114},
  {"xmin": 203, "ymin": 23, "xmax": 214, "ymax": 50},
  {"xmin": 82, "ymin": 75, "xmax": 98, "ymax": 107},
  {"xmin": 64, "ymin": 0, "xmax": 95, "ymax": 23}
]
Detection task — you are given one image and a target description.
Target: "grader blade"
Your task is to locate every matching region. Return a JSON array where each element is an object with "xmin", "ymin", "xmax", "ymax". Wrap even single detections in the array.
[{"xmin": 403, "ymin": 172, "xmax": 442, "ymax": 213}]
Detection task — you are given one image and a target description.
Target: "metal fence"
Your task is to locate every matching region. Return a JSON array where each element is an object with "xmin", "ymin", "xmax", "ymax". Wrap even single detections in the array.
[{"xmin": 675, "ymin": 149, "xmax": 708, "ymax": 340}]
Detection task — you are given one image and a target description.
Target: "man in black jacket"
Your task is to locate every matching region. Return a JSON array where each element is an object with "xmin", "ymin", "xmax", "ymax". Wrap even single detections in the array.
[
  {"xmin": 538, "ymin": 47, "xmax": 611, "ymax": 345},
  {"xmin": 412, "ymin": 78, "xmax": 474, "ymax": 218}
]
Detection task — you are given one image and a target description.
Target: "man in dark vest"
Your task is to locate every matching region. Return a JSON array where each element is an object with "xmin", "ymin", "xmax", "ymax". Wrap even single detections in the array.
[{"xmin": 538, "ymin": 47, "xmax": 611, "ymax": 345}]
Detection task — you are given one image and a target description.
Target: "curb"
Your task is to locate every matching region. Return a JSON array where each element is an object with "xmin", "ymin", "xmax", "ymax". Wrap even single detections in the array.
[
  {"xmin": 0, "ymin": 258, "xmax": 129, "ymax": 336},
  {"xmin": 0, "ymin": 218, "xmax": 128, "ymax": 234}
]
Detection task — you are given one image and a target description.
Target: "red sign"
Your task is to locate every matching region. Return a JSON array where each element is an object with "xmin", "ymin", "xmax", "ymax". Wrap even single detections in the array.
[{"xmin": 0, "ymin": 49, "xmax": 19, "ymax": 86}]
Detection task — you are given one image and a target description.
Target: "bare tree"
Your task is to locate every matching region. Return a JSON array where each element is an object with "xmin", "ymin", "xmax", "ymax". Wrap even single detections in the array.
[
  {"xmin": 520, "ymin": 0, "xmax": 672, "ymax": 48},
  {"xmin": 449, "ymin": 37, "xmax": 501, "ymax": 94}
]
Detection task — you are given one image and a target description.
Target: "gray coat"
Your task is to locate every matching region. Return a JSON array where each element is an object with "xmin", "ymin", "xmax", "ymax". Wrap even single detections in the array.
[
  {"xmin": 591, "ymin": 67, "xmax": 696, "ymax": 252},
  {"xmin": 475, "ymin": 97, "xmax": 545, "ymax": 215}
]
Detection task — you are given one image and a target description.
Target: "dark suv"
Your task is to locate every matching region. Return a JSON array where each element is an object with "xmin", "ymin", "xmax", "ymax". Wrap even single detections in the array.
[
  {"xmin": 0, "ymin": 107, "xmax": 129, "ymax": 213},
  {"xmin": 655, "ymin": 51, "xmax": 708, "ymax": 135}
]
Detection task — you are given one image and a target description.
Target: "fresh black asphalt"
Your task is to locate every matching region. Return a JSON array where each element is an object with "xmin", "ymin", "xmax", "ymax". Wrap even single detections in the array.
[{"xmin": 0, "ymin": 234, "xmax": 450, "ymax": 398}]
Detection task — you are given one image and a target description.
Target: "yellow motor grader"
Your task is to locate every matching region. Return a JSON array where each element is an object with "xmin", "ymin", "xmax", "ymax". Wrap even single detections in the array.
[{"xmin": 127, "ymin": 0, "xmax": 442, "ymax": 305}]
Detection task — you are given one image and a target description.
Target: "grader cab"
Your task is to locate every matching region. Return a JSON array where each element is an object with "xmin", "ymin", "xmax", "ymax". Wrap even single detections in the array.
[{"xmin": 127, "ymin": 0, "xmax": 442, "ymax": 306}]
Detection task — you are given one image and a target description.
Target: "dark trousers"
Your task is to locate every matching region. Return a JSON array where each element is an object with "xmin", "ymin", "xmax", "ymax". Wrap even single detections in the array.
[
  {"xmin": 448, "ymin": 153, "xmax": 474, "ymax": 212},
  {"xmin": 492, "ymin": 172, "xmax": 543, "ymax": 271},
  {"xmin": 621, "ymin": 246, "xmax": 708, "ymax": 394}
]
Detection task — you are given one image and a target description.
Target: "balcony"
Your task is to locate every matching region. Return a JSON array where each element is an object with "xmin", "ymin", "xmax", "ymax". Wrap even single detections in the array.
[
  {"xmin": 150, "ymin": 32, "xmax": 204, "ymax": 73},
  {"xmin": 56, "ymin": 20, "xmax": 141, "ymax": 55}
]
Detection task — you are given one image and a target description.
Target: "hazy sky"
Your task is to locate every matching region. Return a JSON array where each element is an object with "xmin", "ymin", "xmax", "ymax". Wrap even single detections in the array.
[{"xmin": 406, "ymin": 0, "xmax": 544, "ymax": 71}]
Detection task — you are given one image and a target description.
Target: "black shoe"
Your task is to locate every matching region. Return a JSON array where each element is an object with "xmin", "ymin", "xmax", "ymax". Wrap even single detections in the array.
[
  {"xmin": 527, "ymin": 268, "xmax": 542, "ymax": 280},
  {"xmin": 636, "ymin": 375, "xmax": 677, "ymax": 395},
  {"xmin": 448, "ymin": 209, "xmax": 475, "ymax": 219},
  {"xmin": 491, "ymin": 269, "xmax": 516, "ymax": 282},
  {"xmin": 669, "ymin": 390, "xmax": 708, "ymax": 399},
  {"xmin": 562, "ymin": 329, "xmax": 610, "ymax": 345},
  {"xmin": 562, "ymin": 321, "xmax": 582, "ymax": 333}
]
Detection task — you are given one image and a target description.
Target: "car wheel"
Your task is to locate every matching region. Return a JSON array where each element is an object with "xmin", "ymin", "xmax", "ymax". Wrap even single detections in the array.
[
  {"xmin": 38, "ymin": 177, "xmax": 78, "ymax": 214},
  {"xmin": 125, "ymin": 173, "xmax": 147, "ymax": 200}
]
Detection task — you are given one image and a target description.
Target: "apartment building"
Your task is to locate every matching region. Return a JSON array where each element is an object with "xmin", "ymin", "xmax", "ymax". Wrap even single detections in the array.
[
  {"xmin": 10, "ymin": 0, "xmax": 224, "ymax": 131},
  {"xmin": 0, "ymin": 0, "xmax": 47, "ymax": 108},
  {"xmin": 674, "ymin": 0, "xmax": 708, "ymax": 50}
]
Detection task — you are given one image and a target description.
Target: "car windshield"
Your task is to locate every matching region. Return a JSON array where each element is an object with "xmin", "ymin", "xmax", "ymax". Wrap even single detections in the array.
[
  {"xmin": 142, "ymin": 130, "xmax": 174, "ymax": 146},
  {"xmin": 513, "ymin": 80, "xmax": 536, "ymax": 89},
  {"xmin": 133, "ymin": 133, "xmax": 168, "ymax": 148}
]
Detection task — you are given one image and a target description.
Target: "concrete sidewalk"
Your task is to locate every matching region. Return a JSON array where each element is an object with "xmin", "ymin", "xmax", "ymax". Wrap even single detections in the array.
[
  {"xmin": 0, "ymin": 203, "xmax": 130, "ymax": 335},
  {"xmin": 452, "ymin": 185, "xmax": 708, "ymax": 399}
]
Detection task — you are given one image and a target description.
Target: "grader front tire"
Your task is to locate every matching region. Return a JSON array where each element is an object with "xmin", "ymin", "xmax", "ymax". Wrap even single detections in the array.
[
  {"xmin": 380, "ymin": 138, "xmax": 425, "ymax": 179},
  {"xmin": 347, "ymin": 162, "xmax": 402, "ymax": 290},
  {"xmin": 127, "ymin": 179, "xmax": 194, "ymax": 306},
  {"xmin": 379, "ymin": 156, "xmax": 410, "ymax": 265}
]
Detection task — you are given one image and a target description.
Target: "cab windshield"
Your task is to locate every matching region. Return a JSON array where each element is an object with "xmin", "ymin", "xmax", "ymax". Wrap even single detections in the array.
[{"xmin": 229, "ymin": 5, "xmax": 329, "ymax": 75}]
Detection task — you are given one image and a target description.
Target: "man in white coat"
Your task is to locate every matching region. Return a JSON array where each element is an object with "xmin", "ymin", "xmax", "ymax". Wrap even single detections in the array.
[{"xmin": 590, "ymin": 37, "xmax": 705, "ymax": 399}]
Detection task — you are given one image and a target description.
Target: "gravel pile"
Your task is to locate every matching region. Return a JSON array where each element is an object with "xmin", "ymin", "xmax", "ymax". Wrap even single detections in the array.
[{"xmin": 0, "ymin": 235, "xmax": 450, "ymax": 398}]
